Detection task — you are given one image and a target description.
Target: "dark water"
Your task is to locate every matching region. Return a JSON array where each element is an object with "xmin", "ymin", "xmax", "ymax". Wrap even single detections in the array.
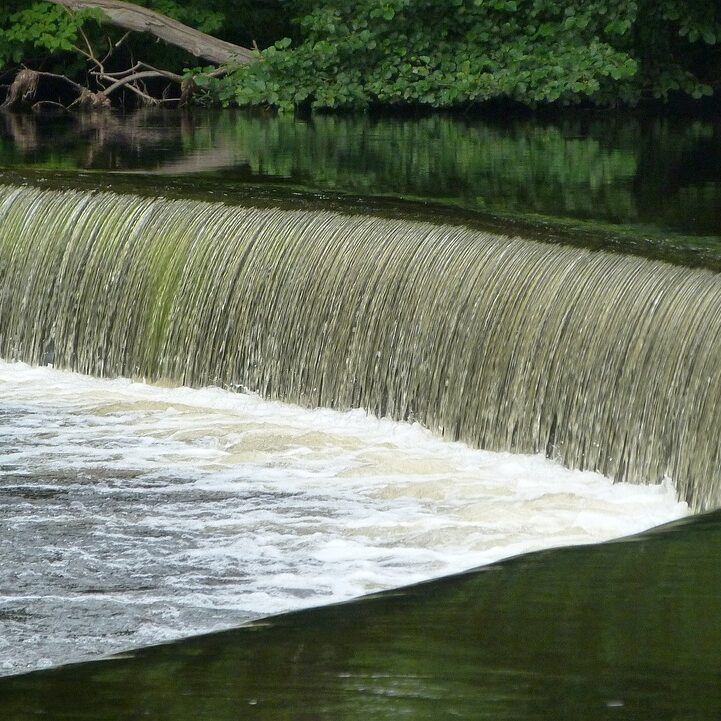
[
  {"xmin": 1, "ymin": 110, "xmax": 721, "ymax": 719},
  {"xmin": 2, "ymin": 511, "xmax": 721, "ymax": 720},
  {"xmin": 1, "ymin": 110, "xmax": 721, "ymax": 241}
]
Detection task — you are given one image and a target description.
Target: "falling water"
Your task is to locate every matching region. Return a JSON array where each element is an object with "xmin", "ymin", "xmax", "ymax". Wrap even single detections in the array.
[{"xmin": 1, "ymin": 184, "xmax": 720, "ymax": 509}]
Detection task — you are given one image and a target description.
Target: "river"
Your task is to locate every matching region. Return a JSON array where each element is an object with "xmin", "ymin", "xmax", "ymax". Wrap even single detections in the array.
[{"xmin": 0, "ymin": 109, "xmax": 720, "ymax": 719}]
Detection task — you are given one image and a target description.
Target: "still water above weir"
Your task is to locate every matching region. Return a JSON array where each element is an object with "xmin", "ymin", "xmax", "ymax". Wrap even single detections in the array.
[{"xmin": 2, "ymin": 110, "xmax": 721, "ymax": 260}]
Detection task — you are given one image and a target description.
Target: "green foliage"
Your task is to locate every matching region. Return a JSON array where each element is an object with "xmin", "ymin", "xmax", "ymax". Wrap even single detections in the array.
[
  {"xmin": 0, "ymin": 0, "xmax": 717, "ymax": 110},
  {"xmin": 0, "ymin": 2, "xmax": 101, "ymax": 68},
  {"xmin": 219, "ymin": 0, "xmax": 720, "ymax": 110}
]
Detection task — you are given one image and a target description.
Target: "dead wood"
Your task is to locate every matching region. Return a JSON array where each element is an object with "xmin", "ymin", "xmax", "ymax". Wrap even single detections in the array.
[
  {"xmin": 2, "ymin": 69, "xmax": 40, "ymax": 110},
  {"xmin": 46, "ymin": 0, "xmax": 256, "ymax": 65}
]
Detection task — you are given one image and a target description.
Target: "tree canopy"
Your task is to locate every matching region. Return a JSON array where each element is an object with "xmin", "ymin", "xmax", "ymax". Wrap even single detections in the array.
[{"xmin": 0, "ymin": 0, "xmax": 719, "ymax": 111}]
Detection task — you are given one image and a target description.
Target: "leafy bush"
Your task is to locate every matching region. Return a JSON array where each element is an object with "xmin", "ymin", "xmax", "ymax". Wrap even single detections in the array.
[
  {"xmin": 214, "ymin": 0, "xmax": 719, "ymax": 110},
  {"xmin": 1, "ymin": 0, "xmax": 718, "ymax": 110}
]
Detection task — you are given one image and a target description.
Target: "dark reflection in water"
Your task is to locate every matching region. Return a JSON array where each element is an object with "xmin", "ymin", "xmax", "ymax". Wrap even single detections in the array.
[
  {"xmin": 1, "ymin": 110, "xmax": 721, "ymax": 239},
  {"xmin": 2, "ymin": 511, "xmax": 721, "ymax": 720}
]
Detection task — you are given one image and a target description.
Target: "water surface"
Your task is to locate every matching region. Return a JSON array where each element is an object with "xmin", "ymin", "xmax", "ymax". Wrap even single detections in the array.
[
  {"xmin": 0, "ymin": 109, "xmax": 719, "ymax": 719},
  {"xmin": 2, "ymin": 509, "xmax": 719, "ymax": 720},
  {"xmin": 1, "ymin": 110, "xmax": 720, "ymax": 261}
]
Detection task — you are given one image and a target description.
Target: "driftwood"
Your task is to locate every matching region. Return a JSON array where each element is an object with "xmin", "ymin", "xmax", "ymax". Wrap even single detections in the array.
[
  {"xmin": 1, "ymin": 69, "xmax": 111, "ymax": 111},
  {"xmin": 1, "ymin": 69, "xmax": 39, "ymax": 110},
  {"xmin": 46, "ymin": 0, "xmax": 255, "ymax": 65}
]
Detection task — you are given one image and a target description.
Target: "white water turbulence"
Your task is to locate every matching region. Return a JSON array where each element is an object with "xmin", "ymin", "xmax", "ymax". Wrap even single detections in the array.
[{"xmin": 0, "ymin": 361, "xmax": 687, "ymax": 676}]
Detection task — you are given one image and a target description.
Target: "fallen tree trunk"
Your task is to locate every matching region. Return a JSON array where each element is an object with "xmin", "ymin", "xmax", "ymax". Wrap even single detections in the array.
[
  {"xmin": 46, "ymin": 0, "xmax": 256, "ymax": 65},
  {"xmin": 1, "ymin": 69, "xmax": 111, "ymax": 111}
]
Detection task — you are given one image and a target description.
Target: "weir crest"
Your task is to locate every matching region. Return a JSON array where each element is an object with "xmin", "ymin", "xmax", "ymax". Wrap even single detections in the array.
[{"xmin": 0, "ymin": 184, "xmax": 719, "ymax": 510}]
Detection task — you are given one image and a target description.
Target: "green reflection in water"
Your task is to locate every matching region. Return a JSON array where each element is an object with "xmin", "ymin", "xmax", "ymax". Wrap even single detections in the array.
[
  {"xmin": 3, "ymin": 511, "xmax": 721, "ymax": 720},
  {"xmin": 1, "ymin": 110, "xmax": 720, "ymax": 241}
]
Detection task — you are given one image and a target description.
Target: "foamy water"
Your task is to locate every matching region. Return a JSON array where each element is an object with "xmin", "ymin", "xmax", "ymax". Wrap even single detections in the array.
[{"xmin": 0, "ymin": 361, "xmax": 687, "ymax": 675}]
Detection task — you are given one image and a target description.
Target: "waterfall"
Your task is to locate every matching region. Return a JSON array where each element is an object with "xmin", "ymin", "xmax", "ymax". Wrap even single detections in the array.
[{"xmin": 1, "ymin": 184, "xmax": 719, "ymax": 509}]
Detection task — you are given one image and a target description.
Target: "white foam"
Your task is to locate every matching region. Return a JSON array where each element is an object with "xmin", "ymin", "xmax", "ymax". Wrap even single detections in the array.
[{"xmin": 0, "ymin": 360, "xmax": 687, "ymax": 675}]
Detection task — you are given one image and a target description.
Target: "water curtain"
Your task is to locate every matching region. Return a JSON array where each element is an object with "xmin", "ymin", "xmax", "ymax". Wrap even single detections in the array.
[{"xmin": 1, "ymin": 184, "xmax": 719, "ymax": 509}]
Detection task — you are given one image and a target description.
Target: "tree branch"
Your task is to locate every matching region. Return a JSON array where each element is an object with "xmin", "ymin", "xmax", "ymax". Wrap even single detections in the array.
[
  {"xmin": 100, "ymin": 69, "xmax": 183, "ymax": 96},
  {"xmin": 46, "ymin": 0, "xmax": 256, "ymax": 65},
  {"xmin": 35, "ymin": 70, "xmax": 87, "ymax": 92}
]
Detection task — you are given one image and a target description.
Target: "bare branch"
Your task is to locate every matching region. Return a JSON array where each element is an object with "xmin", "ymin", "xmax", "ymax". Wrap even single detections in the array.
[
  {"xmin": 35, "ymin": 71, "xmax": 87, "ymax": 93},
  {"xmin": 100, "ymin": 69, "xmax": 183, "ymax": 96},
  {"xmin": 77, "ymin": 18, "xmax": 97, "ymax": 60},
  {"xmin": 114, "ymin": 81, "xmax": 178, "ymax": 106},
  {"xmin": 114, "ymin": 31, "xmax": 131, "ymax": 49},
  {"xmin": 91, "ymin": 61, "xmax": 143, "ymax": 78},
  {"xmin": 99, "ymin": 37, "xmax": 113, "ymax": 65}
]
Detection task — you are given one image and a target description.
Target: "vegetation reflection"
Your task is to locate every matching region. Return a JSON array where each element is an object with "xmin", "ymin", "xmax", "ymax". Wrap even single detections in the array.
[{"xmin": 1, "ymin": 111, "xmax": 721, "ymax": 238}]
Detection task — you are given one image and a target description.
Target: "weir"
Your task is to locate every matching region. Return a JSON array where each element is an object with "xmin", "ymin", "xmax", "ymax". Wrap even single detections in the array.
[{"xmin": 0, "ymin": 183, "xmax": 719, "ymax": 510}]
